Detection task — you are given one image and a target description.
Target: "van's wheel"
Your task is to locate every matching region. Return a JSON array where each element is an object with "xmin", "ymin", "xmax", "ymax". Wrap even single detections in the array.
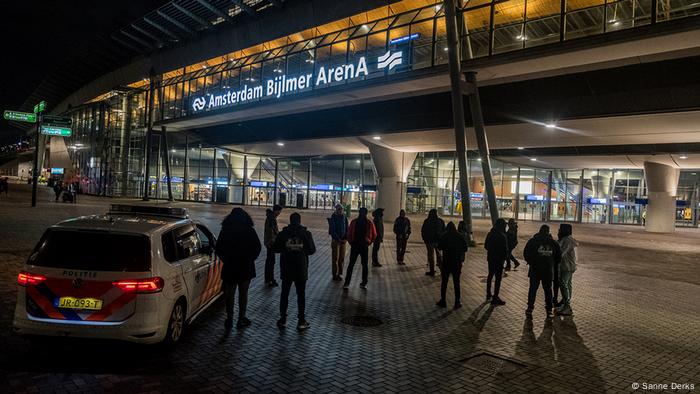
[{"xmin": 164, "ymin": 301, "xmax": 185, "ymax": 345}]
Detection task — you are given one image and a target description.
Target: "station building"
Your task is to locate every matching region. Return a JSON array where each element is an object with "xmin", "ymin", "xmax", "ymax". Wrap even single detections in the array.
[{"xmin": 16, "ymin": 0, "xmax": 700, "ymax": 231}]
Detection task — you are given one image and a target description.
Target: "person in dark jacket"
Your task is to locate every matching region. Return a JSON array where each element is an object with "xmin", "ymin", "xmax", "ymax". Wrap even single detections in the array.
[
  {"xmin": 328, "ymin": 204, "xmax": 349, "ymax": 281},
  {"xmin": 264, "ymin": 204, "xmax": 283, "ymax": 287},
  {"xmin": 343, "ymin": 207, "xmax": 377, "ymax": 290},
  {"xmin": 53, "ymin": 182, "xmax": 63, "ymax": 202},
  {"xmin": 421, "ymin": 209, "xmax": 445, "ymax": 276},
  {"xmin": 436, "ymin": 222, "xmax": 468, "ymax": 309},
  {"xmin": 523, "ymin": 225, "xmax": 562, "ymax": 318},
  {"xmin": 216, "ymin": 208, "xmax": 262, "ymax": 330},
  {"xmin": 484, "ymin": 218, "xmax": 509, "ymax": 306},
  {"xmin": 393, "ymin": 209, "xmax": 411, "ymax": 265},
  {"xmin": 272, "ymin": 212, "xmax": 316, "ymax": 330},
  {"xmin": 371, "ymin": 208, "xmax": 385, "ymax": 267},
  {"xmin": 505, "ymin": 218, "xmax": 521, "ymax": 271}
]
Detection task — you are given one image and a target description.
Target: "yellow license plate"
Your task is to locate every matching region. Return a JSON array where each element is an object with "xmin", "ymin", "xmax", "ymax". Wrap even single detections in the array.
[{"xmin": 57, "ymin": 297, "xmax": 103, "ymax": 310}]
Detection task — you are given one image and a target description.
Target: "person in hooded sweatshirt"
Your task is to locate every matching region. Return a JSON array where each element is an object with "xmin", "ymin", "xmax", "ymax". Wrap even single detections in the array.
[
  {"xmin": 328, "ymin": 204, "xmax": 349, "ymax": 281},
  {"xmin": 484, "ymin": 218, "xmax": 509, "ymax": 306},
  {"xmin": 216, "ymin": 208, "xmax": 262, "ymax": 330},
  {"xmin": 344, "ymin": 207, "xmax": 377, "ymax": 290},
  {"xmin": 436, "ymin": 222, "xmax": 468, "ymax": 309},
  {"xmin": 421, "ymin": 209, "xmax": 445, "ymax": 276},
  {"xmin": 264, "ymin": 204, "xmax": 283, "ymax": 287},
  {"xmin": 556, "ymin": 224, "xmax": 578, "ymax": 316},
  {"xmin": 523, "ymin": 225, "xmax": 562, "ymax": 318},
  {"xmin": 371, "ymin": 208, "xmax": 385, "ymax": 267},
  {"xmin": 393, "ymin": 209, "xmax": 412, "ymax": 265},
  {"xmin": 272, "ymin": 212, "xmax": 316, "ymax": 330},
  {"xmin": 505, "ymin": 218, "xmax": 520, "ymax": 271}
]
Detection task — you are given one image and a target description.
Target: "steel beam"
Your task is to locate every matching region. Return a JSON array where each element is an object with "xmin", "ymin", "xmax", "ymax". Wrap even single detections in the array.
[
  {"xmin": 131, "ymin": 24, "xmax": 164, "ymax": 46},
  {"xmin": 172, "ymin": 2, "xmax": 211, "ymax": 29},
  {"xmin": 157, "ymin": 10, "xmax": 196, "ymax": 35},
  {"xmin": 232, "ymin": 0, "xmax": 256, "ymax": 16},
  {"xmin": 111, "ymin": 34, "xmax": 145, "ymax": 53},
  {"xmin": 121, "ymin": 30, "xmax": 153, "ymax": 50},
  {"xmin": 195, "ymin": 0, "xmax": 233, "ymax": 22},
  {"xmin": 144, "ymin": 16, "xmax": 181, "ymax": 41},
  {"xmin": 266, "ymin": 0, "xmax": 282, "ymax": 7}
]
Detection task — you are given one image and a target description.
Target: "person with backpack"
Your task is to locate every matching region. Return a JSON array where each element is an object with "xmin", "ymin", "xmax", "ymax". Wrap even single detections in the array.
[
  {"xmin": 264, "ymin": 204, "xmax": 283, "ymax": 287},
  {"xmin": 523, "ymin": 225, "xmax": 562, "ymax": 318},
  {"xmin": 556, "ymin": 224, "xmax": 578, "ymax": 316},
  {"xmin": 436, "ymin": 222, "xmax": 468, "ymax": 309},
  {"xmin": 343, "ymin": 207, "xmax": 377, "ymax": 290},
  {"xmin": 484, "ymin": 218, "xmax": 509, "ymax": 306},
  {"xmin": 421, "ymin": 209, "xmax": 445, "ymax": 276},
  {"xmin": 216, "ymin": 208, "xmax": 262, "ymax": 330},
  {"xmin": 371, "ymin": 208, "xmax": 385, "ymax": 267},
  {"xmin": 393, "ymin": 209, "xmax": 411, "ymax": 265},
  {"xmin": 272, "ymin": 212, "xmax": 316, "ymax": 330},
  {"xmin": 505, "ymin": 219, "xmax": 521, "ymax": 271},
  {"xmin": 328, "ymin": 204, "xmax": 349, "ymax": 281}
]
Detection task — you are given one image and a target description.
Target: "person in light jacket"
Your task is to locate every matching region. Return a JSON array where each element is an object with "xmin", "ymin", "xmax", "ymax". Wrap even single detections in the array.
[{"xmin": 556, "ymin": 224, "xmax": 578, "ymax": 316}]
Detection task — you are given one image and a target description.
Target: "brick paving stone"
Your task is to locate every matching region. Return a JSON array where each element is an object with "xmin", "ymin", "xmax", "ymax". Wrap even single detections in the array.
[{"xmin": 0, "ymin": 188, "xmax": 699, "ymax": 393}]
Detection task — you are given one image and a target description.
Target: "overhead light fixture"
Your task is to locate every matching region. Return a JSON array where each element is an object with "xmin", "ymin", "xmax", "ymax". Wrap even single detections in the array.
[
  {"xmin": 530, "ymin": 158, "xmax": 537, "ymax": 161},
  {"xmin": 692, "ymin": 173, "xmax": 697, "ymax": 175},
  {"xmin": 679, "ymin": 154, "xmax": 688, "ymax": 159},
  {"xmin": 361, "ymin": 24, "xmax": 368, "ymax": 29},
  {"xmin": 356, "ymin": 160, "xmax": 361, "ymax": 163},
  {"xmin": 171, "ymin": 149, "xmax": 176, "ymax": 153},
  {"xmin": 516, "ymin": 34, "xmax": 527, "ymax": 40},
  {"xmin": 545, "ymin": 123, "xmax": 556, "ymax": 128},
  {"xmin": 517, "ymin": 147, "xmax": 524, "ymax": 150},
  {"xmin": 443, "ymin": 47, "xmax": 449, "ymax": 51},
  {"xmin": 277, "ymin": 142, "xmax": 284, "ymax": 146},
  {"xmin": 372, "ymin": 136, "xmax": 381, "ymax": 140},
  {"xmin": 477, "ymin": 158, "xmax": 482, "ymax": 161}
]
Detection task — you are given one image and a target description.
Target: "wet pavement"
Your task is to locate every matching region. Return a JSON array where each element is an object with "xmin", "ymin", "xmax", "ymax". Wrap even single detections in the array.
[{"xmin": 0, "ymin": 185, "xmax": 698, "ymax": 393}]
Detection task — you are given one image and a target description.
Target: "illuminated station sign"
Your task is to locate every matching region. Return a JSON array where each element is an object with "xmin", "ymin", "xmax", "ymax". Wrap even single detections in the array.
[{"xmin": 191, "ymin": 50, "xmax": 403, "ymax": 114}]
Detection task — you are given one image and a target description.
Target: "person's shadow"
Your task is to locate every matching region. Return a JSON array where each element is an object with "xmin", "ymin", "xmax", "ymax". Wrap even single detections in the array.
[{"xmin": 553, "ymin": 316, "xmax": 607, "ymax": 392}]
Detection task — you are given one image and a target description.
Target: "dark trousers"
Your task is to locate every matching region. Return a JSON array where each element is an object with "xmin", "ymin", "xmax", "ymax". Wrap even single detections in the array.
[
  {"xmin": 371, "ymin": 241, "xmax": 382, "ymax": 264},
  {"xmin": 280, "ymin": 278, "xmax": 306, "ymax": 320},
  {"xmin": 264, "ymin": 247, "xmax": 276, "ymax": 282},
  {"xmin": 440, "ymin": 267, "xmax": 462, "ymax": 304},
  {"xmin": 396, "ymin": 236, "xmax": 408, "ymax": 262},
  {"xmin": 552, "ymin": 263, "xmax": 560, "ymax": 302},
  {"xmin": 487, "ymin": 259, "xmax": 504, "ymax": 298},
  {"xmin": 345, "ymin": 245, "xmax": 369, "ymax": 286},
  {"xmin": 505, "ymin": 250, "xmax": 520, "ymax": 269},
  {"xmin": 528, "ymin": 275, "xmax": 553, "ymax": 311},
  {"xmin": 223, "ymin": 279, "xmax": 250, "ymax": 321}
]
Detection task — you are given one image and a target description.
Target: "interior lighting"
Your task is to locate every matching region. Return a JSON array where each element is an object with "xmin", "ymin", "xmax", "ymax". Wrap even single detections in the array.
[
  {"xmin": 516, "ymin": 35, "xmax": 527, "ymax": 40},
  {"xmin": 356, "ymin": 160, "xmax": 361, "ymax": 163},
  {"xmin": 443, "ymin": 47, "xmax": 449, "ymax": 51},
  {"xmin": 545, "ymin": 123, "xmax": 556, "ymax": 128},
  {"xmin": 517, "ymin": 147, "xmax": 524, "ymax": 150},
  {"xmin": 372, "ymin": 136, "xmax": 381, "ymax": 140},
  {"xmin": 530, "ymin": 158, "xmax": 537, "ymax": 161},
  {"xmin": 277, "ymin": 142, "xmax": 285, "ymax": 146},
  {"xmin": 679, "ymin": 155, "xmax": 688, "ymax": 159},
  {"xmin": 361, "ymin": 24, "xmax": 369, "ymax": 29}
]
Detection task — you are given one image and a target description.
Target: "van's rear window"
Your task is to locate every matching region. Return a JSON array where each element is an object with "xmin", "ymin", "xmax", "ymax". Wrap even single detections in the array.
[{"xmin": 29, "ymin": 229, "xmax": 151, "ymax": 271}]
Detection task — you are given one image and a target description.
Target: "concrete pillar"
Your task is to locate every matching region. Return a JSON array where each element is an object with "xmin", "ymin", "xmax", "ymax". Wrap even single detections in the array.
[
  {"xmin": 366, "ymin": 142, "xmax": 417, "ymax": 221},
  {"xmin": 644, "ymin": 161, "xmax": 680, "ymax": 233}
]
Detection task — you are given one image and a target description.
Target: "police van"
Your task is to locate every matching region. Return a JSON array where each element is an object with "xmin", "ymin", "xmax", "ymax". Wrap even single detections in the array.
[{"xmin": 13, "ymin": 205, "xmax": 222, "ymax": 345}]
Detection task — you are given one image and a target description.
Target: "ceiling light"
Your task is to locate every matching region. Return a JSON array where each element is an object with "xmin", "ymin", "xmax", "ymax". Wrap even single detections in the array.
[
  {"xmin": 477, "ymin": 158, "xmax": 482, "ymax": 161},
  {"xmin": 443, "ymin": 47, "xmax": 449, "ymax": 51},
  {"xmin": 372, "ymin": 136, "xmax": 381, "ymax": 140},
  {"xmin": 171, "ymin": 149, "xmax": 176, "ymax": 153},
  {"xmin": 692, "ymin": 173, "xmax": 697, "ymax": 175},
  {"xmin": 679, "ymin": 155, "xmax": 688, "ymax": 159},
  {"xmin": 361, "ymin": 24, "xmax": 368, "ymax": 29},
  {"xmin": 545, "ymin": 123, "xmax": 556, "ymax": 128},
  {"xmin": 530, "ymin": 158, "xmax": 537, "ymax": 161},
  {"xmin": 356, "ymin": 160, "xmax": 361, "ymax": 163},
  {"xmin": 277, "ymin": 142, "xmax": 284, "ymax": 146},
  {"xmin": 517, "ymin": 147, "xmax": 524, "ymax": 150},
  {"xmin": 516, "ymin": 35, "xmax": 527, "ymax": 40}
]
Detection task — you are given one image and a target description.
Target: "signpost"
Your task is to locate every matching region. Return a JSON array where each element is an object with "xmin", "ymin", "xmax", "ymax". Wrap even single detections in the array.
[
  {"xmin": 41, "ymin": 125, "xmax": 72, "ymax": 137},
  {"xmin": 41, "ymin": 115, "xmax": 72, "ymax": 137},
  {"xmin": 3, "ymin": 110, "xmax": 37, "ymax": 123}
]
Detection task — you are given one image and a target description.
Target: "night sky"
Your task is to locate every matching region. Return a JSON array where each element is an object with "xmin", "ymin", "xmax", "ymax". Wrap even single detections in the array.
[{"xmin": 0, "ymin": 1, "xmax": 169, "ymax": 144}]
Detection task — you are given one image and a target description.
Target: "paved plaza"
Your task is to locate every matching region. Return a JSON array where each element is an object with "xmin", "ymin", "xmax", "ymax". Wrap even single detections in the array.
[{"xmin": 0, "ymin": 185, "xmax": 698, "ymax": 393}]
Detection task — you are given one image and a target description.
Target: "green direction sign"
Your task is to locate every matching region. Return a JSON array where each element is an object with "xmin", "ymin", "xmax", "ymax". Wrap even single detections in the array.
[
  {"xmin": 3, "ymin": 110, "xmax": 36, "ymax": 123},
  {"xmin": 33, "ymin": 101, "xmax": 46, "ymax": 114},
  {"xmin": 41, "ymin": 125, "xmax": 72, "ymax": 137}
]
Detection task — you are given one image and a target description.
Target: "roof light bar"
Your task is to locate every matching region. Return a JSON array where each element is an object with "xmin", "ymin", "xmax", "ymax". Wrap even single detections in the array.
[{"xmin": 108, "ymin": 204, "xmax": 189, "ymax": 219}]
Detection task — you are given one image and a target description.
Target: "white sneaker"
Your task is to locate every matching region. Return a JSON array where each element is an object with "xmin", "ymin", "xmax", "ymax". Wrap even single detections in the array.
[{"xmin": 360, "ymin": 283, "xmax": 367, "ymax": 290}]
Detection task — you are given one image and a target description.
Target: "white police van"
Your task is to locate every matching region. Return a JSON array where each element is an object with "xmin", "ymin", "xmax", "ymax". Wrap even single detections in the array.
[{"xmin": 13, "ymin": 205, "xmax": 222, "ymax": 345}]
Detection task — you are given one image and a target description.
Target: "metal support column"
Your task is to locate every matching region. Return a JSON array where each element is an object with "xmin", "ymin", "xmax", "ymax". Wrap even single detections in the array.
[
  {"xmin": 465, "ymin": 71, "xmax": 499, "ymax": 225},
  {"xmin": 273, "ymin": 158, "xmax": 279, "ymax": 205},
  {"xmin": 243, "ymin": 155, "xmax": 248, "ymax": 205},
  {"xmin": 577, "ymin": 169, "xmax": 585, "ymax": 223},
  {"xmin": 306, "ymin": 158, "xmax": 312, "ymax": 209},
  {"xmin": 608, "ymin": 170, "xmax": 616, "ymax": 224},
  {"xmin": 514, "ymin": 166, "xmax": 521, "ymax": 221},
  {"xmin": 546, "ymin": 171, "xmax": 553, "ymax": 222},
  {"xmin": 360, "ymin": 154, "xmax": 365, "ymax": 208},
  {"xmin": 211, "ymin": 148, "xmax": 217, "ymax": 202},
  {"xmin": 183, "ymin": 135, "xmax": 189, "ymax": 200},
  {"xmin": 161, "ymin": 126, "xmax": 173, "ymax": 201},
  {"xmin": 340, "ymin": 155, "xmax": 346, "ymax": 206},
  {"xmin": 31, "ymin": 114, "xmax": 42, "ymax": 207},
  {"xmin": 444, "ymin": 0, "xmax": 474, "ymax": 241},
  {"xmin": 142, "ymin": 70, "xmax": 157, "ymax": 201}
]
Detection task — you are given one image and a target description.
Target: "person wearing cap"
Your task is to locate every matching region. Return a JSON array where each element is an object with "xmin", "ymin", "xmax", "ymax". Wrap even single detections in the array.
[
  {"xmin": 264, "ymin": 204, "xmax": 283, "ymax": 287},
  {"xmin": 344, "ymin": 207, "xmax": 377, "ymax": 290},
  {"xmin": 371, "ymin": 208, "xmax": 385, "ymax": 267},
  {"xmin": 328, "ymin": 204, "xmax": 349, "ymax": 281},
  {"xmin": 272, "ymin": 212, "xmax": 316, "ymax": 330},
  {"xmin": 505, "ymin": 218, "xmax": 521, "ymax": 271}
]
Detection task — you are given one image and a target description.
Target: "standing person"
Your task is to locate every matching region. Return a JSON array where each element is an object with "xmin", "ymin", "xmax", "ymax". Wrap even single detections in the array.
[
  {"xmin": 556, "ymin": 224, "xmax": 578, "ymax": 316},
  {"xmin": 53, "ymin": 182, "xmax": 62, "ymax": 202},
  {"xmin": 0, "ymin": 177, "xmax": 8, "ymax": 196},
  {"xmin": 484, "ymin": 218, "xmax": 509, "ymax": 306},
  {"xmin": 215, "ymin": 208, "xmax": 262, "ymax": 330},
  {"xmin": 436, "ymin": 222, "xmax": 468, "ymax": 309},
  {"xmin": 505, "ymin": 219, "xmax": 521, "ymax": 271},
  {"xmin": 328, "ymin": 204, "xmax": 349, "ymax": 281},
  {"xmin": 343, "ymin": 207, "xmax": 377, "ymax": 290},
  {"xmin": 393, "ymin": 209, "xmax": 411, "ymax": 265},
  {"xmin": 264, "ymin": 204, "xmax": 283, "ymax": 287},
  {"xmin": 371, "ymin": 208, "xmax": 385, "ymax": 267},
  {"xmin": 523, "ymin": 225, "xmax": 562, "ymax": 318},
  {"xmin": 272, "ymin": 212, "xmax": 316, "ymax": 330},
  {"xmin": 421, "ymin": 209, "xmax": 445, "ymax": 276}
]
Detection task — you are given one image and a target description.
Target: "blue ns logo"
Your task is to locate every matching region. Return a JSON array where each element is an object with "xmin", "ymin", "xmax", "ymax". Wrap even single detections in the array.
[{"xmin": 192, "ymin": 96, "xmax": 207, "ymax": 111}]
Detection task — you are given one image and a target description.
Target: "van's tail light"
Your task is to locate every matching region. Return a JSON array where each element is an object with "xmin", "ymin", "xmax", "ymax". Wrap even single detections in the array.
[
  {"xmin": 113, "ymin": 277, "xmax": 164, "ymax": 293},
  {"xmin": 18, "ymin": 271, "xmax": 47, "ymax": 286}
]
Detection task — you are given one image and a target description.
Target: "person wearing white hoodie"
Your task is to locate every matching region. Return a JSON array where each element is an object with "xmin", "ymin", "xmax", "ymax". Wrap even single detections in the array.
[{"xmin": 557, "ymin": 224, "xmax": 578, "ymax": 316}]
